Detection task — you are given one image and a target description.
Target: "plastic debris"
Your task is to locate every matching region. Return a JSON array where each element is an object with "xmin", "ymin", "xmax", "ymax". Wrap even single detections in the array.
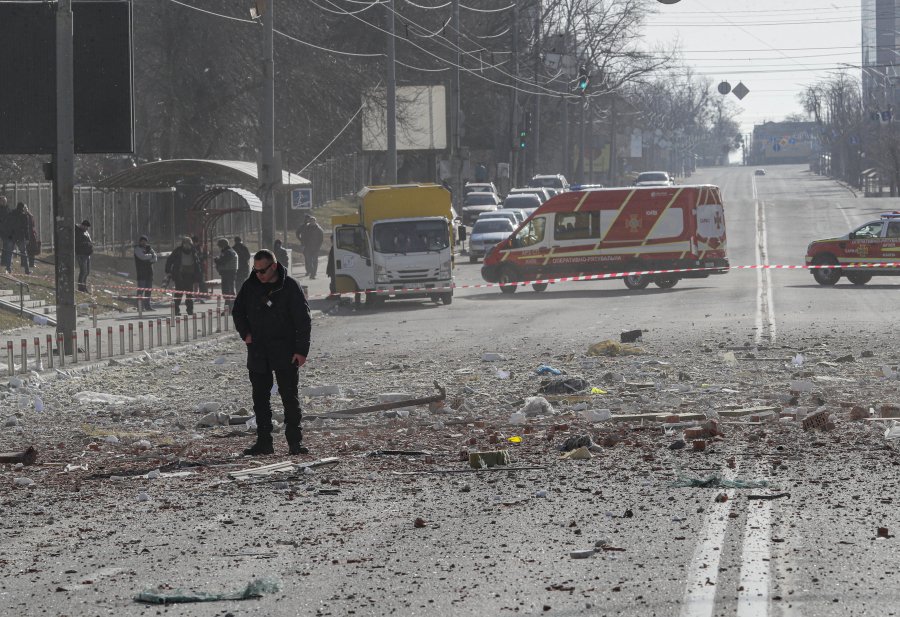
[
  {"xmin": 507, "ymin": 436, "xmax": 522, "ymax": 443},
  {"xmin": 559, "ymin": 434, "xmax": 601, "ymax": 452},
  {"xmin": 539, "ymin": 377, "xmax": 589, "ymax": 395},
  {"xmin": 885, "ymin": 421, "xmax": 900, "ymax": 440},
  {"xmin": 670, "ymin": 474, "xmax": 769, "ymax": 489},
  {"xmin": 722, "ymin": 351, "xmax": 738, "ymax": 367},
  {"xmin": 134, "ymin": 578, "xmax": 282, "ymax": 604},
  {"xmin": 590, "ymin": 387, "xmax": 607, "ymax": 395},
  {"xmin": 791, "ymin": 353, "xmax": 805, "ymax": 367},
  {"xmin": 481, "ymin": 353, "xmax": 505, "ymax": 362},
  {"xmin": 495, "ymin": 369, "xmax": 510, "ymax": 380},
  {"xmin": 469, "ymin": 450, "xmax": 511, "ymax": 469},
  {"xmin": 13, "ymin": 477, "xmax": 34, "ymax": 486},
  {"xmin": 536, "ymin": 365, "xmax": 562, "ymax": 376},
  {"xmin": 508, "ymin": 411, "xmax": 526, "ymax": 425},
  {"xmin": 33, "ymin": 396, "xmax": 44, "ymax": 413},
  {"xmin": 518, "ymin": 396, "xmax": 554, "ymax": 417}
]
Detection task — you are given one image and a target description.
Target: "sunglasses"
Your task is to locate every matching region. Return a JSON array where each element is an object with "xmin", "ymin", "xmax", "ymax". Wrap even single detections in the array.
[{"xmin": 252, "ymin": 263, "xmax": 274, "ymax": 275}]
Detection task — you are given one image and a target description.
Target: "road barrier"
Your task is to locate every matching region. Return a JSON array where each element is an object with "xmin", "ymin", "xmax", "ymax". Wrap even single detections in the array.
[{"xmin": 2, "ymin": 307, "xmax": 232, "ymax": 376}]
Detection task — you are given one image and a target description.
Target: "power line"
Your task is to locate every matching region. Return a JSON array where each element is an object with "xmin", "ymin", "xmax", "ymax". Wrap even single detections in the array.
[
  {"xmin": 299, "ymin": 87, "xmax": 376, "ymax": 173},
  {"xmin": 459, "ymin": 2, "xmax": 515, "ymax": 13},
  {"xmin": 166, "ymin": 0, "xmax": 255, "ymax": 23},
  {"xmin": 274, "ymin": 28, "xmax": 383, "ymax": 57}
]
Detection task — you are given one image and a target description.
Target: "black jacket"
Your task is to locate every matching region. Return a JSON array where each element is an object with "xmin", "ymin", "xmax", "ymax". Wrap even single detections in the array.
[
  {"xmin": 165, "ymin": 246, "xmax": 202, "ymax": 283},
  {"xmin": 75, "ymin": 227, "xmax": 93, "ymax": 256},
  {"xmin": 234, "ymin": 241, "xmax": 252, "ymax": 276},
  {"xmin": 133, "ymin": 245, "xmax": 157, "ymax": 280},
  {"xmin": 232, "ymin": 262, "xmax": 311, "ymax": 372}
]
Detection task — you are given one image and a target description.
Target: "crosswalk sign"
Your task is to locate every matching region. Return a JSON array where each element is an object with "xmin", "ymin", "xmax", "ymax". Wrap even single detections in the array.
[{"xmin": 291, "ymin": 188, "xmax": 312, "ymax": 210}]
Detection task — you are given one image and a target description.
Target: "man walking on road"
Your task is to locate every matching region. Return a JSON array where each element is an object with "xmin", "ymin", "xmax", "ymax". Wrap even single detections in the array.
[
  {"xmin": 232, "ymin": 249, "xmax": 311, "ymax": 456},
  {"xmin": 0, "ymin": 197, "xmax": 13, "ymax": 273},
  {"xmin": 165, "ymin": 236, "xmax": 202, "ymax": 315},
  {"xmin": 9, "ymin": 202, "xmax": 33, "ymax": 275},
  {"xmin": 295, "ymin": 215, "xmax": 324, "ymax": 279},
  {"xmin": 133, "ymin": 235, "xmax": 157, "ymax": 311},
  {"xmin": 75, "ymin": 219, "xmax": 93, "ymax": 292}
]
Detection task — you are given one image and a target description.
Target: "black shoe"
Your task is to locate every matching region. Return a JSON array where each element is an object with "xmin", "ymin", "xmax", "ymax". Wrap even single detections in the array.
[
  {"xmin": 288, "ymin": 442, "xmax": 309, "ymax": 455},
  {"xmin": 243, "ymin": 440, "xmax": 275, "ymax": 456}
]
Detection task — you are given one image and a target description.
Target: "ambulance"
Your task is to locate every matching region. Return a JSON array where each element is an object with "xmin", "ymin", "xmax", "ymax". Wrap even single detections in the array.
[{"xmin": 480, "ymin": 185, "xmax": 729, "ymax": 292}]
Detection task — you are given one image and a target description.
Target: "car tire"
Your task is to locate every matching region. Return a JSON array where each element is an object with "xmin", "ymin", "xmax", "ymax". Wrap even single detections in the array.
[
  {"xmin": 623, "ymin": 274, "xmax": 651, "ymax": 290},
  {"xmin": 846, "ymin": 272, "xmax": 872, "ymax": 286},
  {"xmin": 532, "ymin": 282, "xmax": 548, "ymax": 292},
  {"xmin": 654, "ymin": 277, "xmax": 679, "ymax": 289},
  {"xmin": 498, "ymin": 266, "xmax": 518, "ymax": 294},
  {"xmin": 812, "ymin": 255, "xmax": 841, "ymax": 286}
]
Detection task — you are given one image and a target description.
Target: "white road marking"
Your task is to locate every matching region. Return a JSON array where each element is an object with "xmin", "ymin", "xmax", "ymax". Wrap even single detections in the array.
[
  {"xmin": 737, "ymin": 498, "xmax": 773, "ymax": 617},
  {"xmin": 679, "ymin": 489, "xmax": 735, "ymax": 617},
  {"xmin": 752, "ymin": 175, "xmax": 776, "ymax": 345}
]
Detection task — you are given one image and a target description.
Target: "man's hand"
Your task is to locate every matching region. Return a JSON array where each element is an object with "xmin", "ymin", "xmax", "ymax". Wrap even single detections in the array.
[
  {"xmin": 244, "ymin": 334, "xmax": 252, "ymax": 344},
  {"xmin": 292, "ymin": 354, "xmax": 307, "ymax": 367}
]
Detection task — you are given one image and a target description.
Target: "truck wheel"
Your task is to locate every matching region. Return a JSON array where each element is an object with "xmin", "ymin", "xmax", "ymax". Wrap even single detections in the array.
[
  {"xmin": 812, "ymin": 255, "xmax": 841, "ymax": 286},
  {"xmin": 846, "ymin": 273, "xmax": 872, "ymax": 286},
  {"xmin": 498, "ymin": 267, "xmax": 518, "ymax": 294},
  {"xmin": 366, "ymin": 292, "xmax": 385, "ymax": 307},
  {"xmin": 441, "ymin": 292, "xmax": 453, "ymax": 305},
  {"xmin": 654, "ymin": 277, "xmax": 679, "ymax": 289},
  {"xmin": 532, "ymin": 282, "xmax": 548, "ymax": 292},
  {"xmin": 623, "ymin": 274, "xmax": 651, "ymax": 290}
]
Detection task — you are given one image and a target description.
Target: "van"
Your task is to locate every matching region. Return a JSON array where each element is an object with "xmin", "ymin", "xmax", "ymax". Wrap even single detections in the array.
[{"xmin": 480, "ymin": 185, "xmax": 728, "ymax": 292}]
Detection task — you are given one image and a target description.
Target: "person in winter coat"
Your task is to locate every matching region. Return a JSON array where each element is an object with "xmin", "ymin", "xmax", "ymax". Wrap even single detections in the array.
[
  {"xmin": 165, "ymin": 236, "xmax": 202, "ymax": 315},
  {"xmin": 273, "ymin": 238, "xmax": 289, "ymax": 271},
  {"xmin": 133, "ymin": 235, "xmax": 157, "ymax": 311},
  {"xmin": 295, "ymin": 215, "xmax": 324, "ymax": 278},
  {"xmin": 0, "ymin": 197, "xmax": 13, "ymax": 273},
  {"xmin": 233, "ymin": 236, "xmax": 251, "ymax": 283},
  {"xmin": 8, "ymin": 202, "xmax": 33, "ymax": 275},
  {"xmin": 75, "ymin": 219, "xmax": 94, "ymax": 292},
  {"xmin": 214, "ymin": 238, "xmax": 239, "ymax": 308},
  {"xmin": 232, "ymin": 249, "xmax": 311, "ymax": 456},
  {"xmin": 24, "ymin": 205, "xmax": 39, "ymax": 269}
]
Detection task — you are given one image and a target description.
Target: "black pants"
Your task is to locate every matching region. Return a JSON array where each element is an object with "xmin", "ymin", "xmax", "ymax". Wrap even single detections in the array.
[
  {"xmin": 172, "ymin": 272, "xmax": 196, "ymax": 314},
  {"xmin": 304, "ymin": 250, "xmax": 319, "ymax": 278},
  {"xmin": 249, "ymin": 367, "xmax": 302, "ymax": 443}
]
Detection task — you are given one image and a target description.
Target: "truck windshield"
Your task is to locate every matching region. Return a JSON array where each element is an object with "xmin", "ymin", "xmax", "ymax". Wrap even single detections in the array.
[{"xmin": 373, "ymin": 220, "xmax": 449, "ymax": 254}]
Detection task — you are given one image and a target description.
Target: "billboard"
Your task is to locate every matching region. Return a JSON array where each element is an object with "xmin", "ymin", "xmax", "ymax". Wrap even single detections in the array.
[
  {"xmin": 362, "ymin": 85, "xmax": 447, "ymax": 151},
  {"xmin": 0, "ymin": 0, "xmax": 134, "ymax": 154}
]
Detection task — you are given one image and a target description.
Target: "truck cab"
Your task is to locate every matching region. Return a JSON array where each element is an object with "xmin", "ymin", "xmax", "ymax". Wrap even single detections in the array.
[{"xmin": 333, "ymin": 184, "xmax": 455, "ymax": 305}]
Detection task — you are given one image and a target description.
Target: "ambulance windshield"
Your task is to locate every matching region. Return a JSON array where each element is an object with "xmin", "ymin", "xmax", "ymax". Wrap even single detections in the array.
[{"xmin": 514, "ymin": 216, "xmax": 546, "ymax": 247}]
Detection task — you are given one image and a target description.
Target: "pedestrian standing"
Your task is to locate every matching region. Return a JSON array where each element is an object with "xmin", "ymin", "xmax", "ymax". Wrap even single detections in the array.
[
  {"xmin": 133, "ymin": 235, "xmax": 157, "ymax": 311},
  {"xmin": 233, "ymin": 235, "xmax": 251, "ymax": 283},
  {"xmin": 0, "ymin": 197, "xmax": 12, "ymax": 273},
  {"xmin": 75, "ymin": 219, "xmax": 93, "ymax": 292},
  {"xmin": 9, "ymin": 202, "xmax": 32, "ymax": 275},
  {"xmin": 295, "ymin": 215, "xmax": 324, "ymax": 278},
  {"xmin": 213, "ymin": 238, "xmax": 238, "ymax": 308},
  {"xmin": 273, "ymin": 238, "xmax": 289, "ymax": 271},
  {"xmin": 24, "ymin": 205, "xmax": 39, "ymax": 270},
  {"xmin": 165, "ymin": 236, "xmax": 202, "ymax": 315},
  {"xmin": 232, "ymin": 249, "xmax": 311, "ymax": 456},
  {"xmin": 326, "ymin": 244, "xmax": 338, "ymax": 299},
  {"xmin": 192, "ymin": 235, "xmax": 209, "ymax": 298}
]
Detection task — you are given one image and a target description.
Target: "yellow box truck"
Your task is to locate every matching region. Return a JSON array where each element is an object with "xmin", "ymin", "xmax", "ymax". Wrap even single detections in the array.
[{"xmin": 332, "ymin": 184, "xmax": 455, "ymax": 305}]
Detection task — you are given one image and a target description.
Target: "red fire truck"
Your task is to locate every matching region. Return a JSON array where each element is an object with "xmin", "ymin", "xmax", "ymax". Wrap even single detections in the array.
[{"xmin": 480, "ymin": 185, "xmax": 729, "ymax": 292}]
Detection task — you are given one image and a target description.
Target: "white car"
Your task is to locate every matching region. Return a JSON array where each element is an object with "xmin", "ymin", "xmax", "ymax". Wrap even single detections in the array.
[
  {"xmin": 468, "ymin": 217, "xmax": 515, "ymax": 263},
  {"xmin": 634, "ymin": 171, "xmax": 675, "ymax": 187}
]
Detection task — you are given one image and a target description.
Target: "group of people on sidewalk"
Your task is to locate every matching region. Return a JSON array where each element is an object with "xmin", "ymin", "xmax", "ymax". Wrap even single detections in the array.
[{"xmin": 0, "ymin": 197, "xmax": 41, "ymax": 276}]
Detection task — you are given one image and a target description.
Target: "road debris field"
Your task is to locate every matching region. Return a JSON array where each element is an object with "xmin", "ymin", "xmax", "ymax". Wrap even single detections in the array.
[{"xmin": 2, "ymin": 311, "xmax": 900, "ymax": 616}]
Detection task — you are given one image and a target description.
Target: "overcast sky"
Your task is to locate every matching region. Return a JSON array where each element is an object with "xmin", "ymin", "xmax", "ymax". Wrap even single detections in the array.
[{"xmin": 642, "ymin": 0, "xmax": 863, "ymax": 134}]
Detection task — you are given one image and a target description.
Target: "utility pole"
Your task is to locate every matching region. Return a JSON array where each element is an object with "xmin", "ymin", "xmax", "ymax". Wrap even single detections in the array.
[
  {"xmin": 449, "ymin": 0, "xmax": 462, "ymax": 207},
  {"xmin": 577, "ymin": 95, "xmax": 586, "ymax": 183},
  {"xmin": 260, "ymin": 0, "xmax": 277, "ymax": 247},
  {"xmin": 54, "ymin": 0, "xmax": 76, "ymax": 351},
  {"xmin": 562, "ymin": 95, "xmax": 569, "ymax": 179},
  {"xmin": 509, "ymin": 1, "xmax": 519, "ymax": 187},
  {"xmin": 385, "ymin": 0, "xmax": 398, "ymax": 183},
  {"xmin": 608, "ymin": 97, "xmax": 617, "ymax": 185},
  {"xmin": 532, "ymin": 3, "xmax": 541, "ymax": 176}
]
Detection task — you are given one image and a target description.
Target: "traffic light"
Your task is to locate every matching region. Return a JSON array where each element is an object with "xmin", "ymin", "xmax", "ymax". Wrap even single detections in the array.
[
  {"xmin": 576, "ymin": 65, "xmax": 590, "ymax": 93},
  {"xmin": 519, "ymin": 126, "xmax": 527, "ymax": 149}
]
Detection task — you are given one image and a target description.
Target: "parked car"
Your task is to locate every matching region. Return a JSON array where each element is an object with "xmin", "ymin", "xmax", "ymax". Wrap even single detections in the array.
[
  {"xmin": 468, "ymin": 217, "xmax": 515, "ymax": 263},
  {"xmin": 806, "ymin": 211, "xmax": 900, "ymax": 286},
  {"xmin": 464, "ymin": 182, "xmax": 499, "ymax": 196},
  {"xmin": 634, "ymin": 171, "xmax": 675, "ymax": 187},
  {"xmin": 461, "ymin": 192, "xmax": 501, "ymax": 225},
  {"xmin": 527, "ymin": 174, "xmax": 569, "ymax": 192},
  {"xmin": 508, "ymin": 187, "xmax": 552, "ymax": 203},
  {"xmin": 478, "ymin": 209, "xmax": 525, "ymax": 226},
  {"xmin": 754, "ymin": 168, "xmax": 766, "ymax": 176}
]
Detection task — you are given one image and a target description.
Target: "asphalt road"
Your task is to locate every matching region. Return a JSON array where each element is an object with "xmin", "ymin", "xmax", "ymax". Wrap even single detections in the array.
[{"xmin": 3, "ymin": 165, "xmax": 900, "ymax": 617}]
